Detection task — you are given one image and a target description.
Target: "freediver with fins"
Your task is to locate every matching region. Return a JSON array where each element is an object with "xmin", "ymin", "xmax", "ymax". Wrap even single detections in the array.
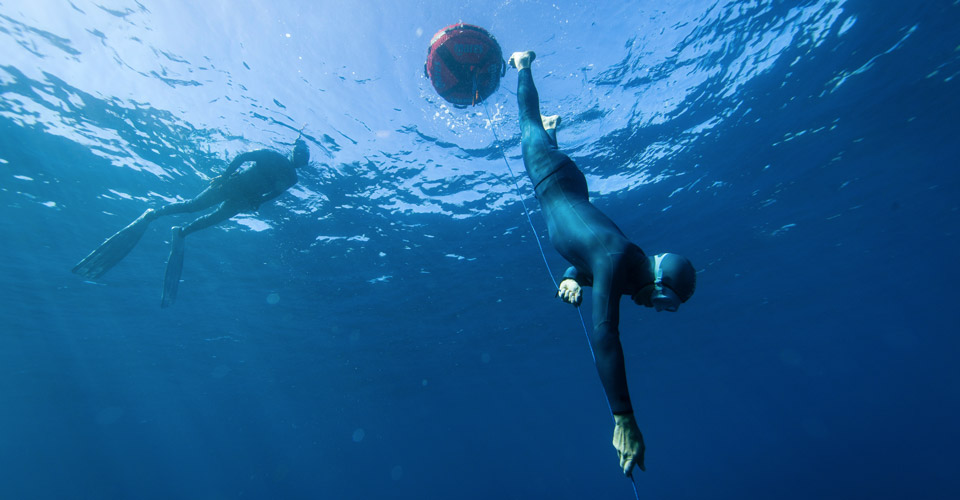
[{"xmin": 73, "ymin": 137, "xmax": 310, "ymax": 307}]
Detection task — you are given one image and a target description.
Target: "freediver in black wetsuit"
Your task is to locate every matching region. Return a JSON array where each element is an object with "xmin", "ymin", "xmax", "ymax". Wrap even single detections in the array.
[
  {"xmin": 73, "ymin": 139, "xmax": 310, "ymax": 307},
  {"xmin": 508, "ymin": 50, "xmax": 696, "ymax": 477}
]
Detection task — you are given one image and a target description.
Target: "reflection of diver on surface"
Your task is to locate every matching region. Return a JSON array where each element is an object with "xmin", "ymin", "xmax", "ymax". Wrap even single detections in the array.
[
  {"xmin": 508, "ymin": 51, "xmax": 696, "ymax": 477},
  {"xmin": 73, "ymin": 139, "xmax": 310, "ymax": 307}
]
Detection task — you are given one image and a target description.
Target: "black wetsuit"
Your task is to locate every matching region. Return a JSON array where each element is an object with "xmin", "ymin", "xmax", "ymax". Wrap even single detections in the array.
[
  {"xmin": 518, "ymin": 67, "xmax": 651, "ymax": 415},
  {"xmin": 155, "ymin": 149, "xmax": 297, "ymax": 235}
]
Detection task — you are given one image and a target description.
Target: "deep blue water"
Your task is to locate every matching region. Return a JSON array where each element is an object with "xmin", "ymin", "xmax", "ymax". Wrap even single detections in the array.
[{"xmin": 2, "ymin": 1, "xmax": 959, "ymax": 499}]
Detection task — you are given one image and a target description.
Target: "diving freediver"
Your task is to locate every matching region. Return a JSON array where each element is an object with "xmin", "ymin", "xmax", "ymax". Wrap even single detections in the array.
[
  {"xmin": 507, "ymin": 51, "xmax": 696, "ymax": 477},
  {"xmin": 73, "ymin": 138, "xmax": 310, "ymax": 307}
]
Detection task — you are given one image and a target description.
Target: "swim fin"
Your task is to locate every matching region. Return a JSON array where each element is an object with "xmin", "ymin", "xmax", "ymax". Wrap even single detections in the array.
[
  {"xmin": 72, "ymin": 209, "xmax": 157, "ymax": 279},
  {"xmin": 160, "ymin": 226, "xmax": 185, "ymax": 308}
]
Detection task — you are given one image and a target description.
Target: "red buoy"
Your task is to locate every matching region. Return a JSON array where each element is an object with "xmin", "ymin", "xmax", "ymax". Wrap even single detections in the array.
[{"xmin": 424, "ymin": 23, "xmax": 506, "ymax": 107}]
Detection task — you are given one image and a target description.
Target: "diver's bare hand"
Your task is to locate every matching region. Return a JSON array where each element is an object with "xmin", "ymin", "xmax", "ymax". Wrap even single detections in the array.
[
  {"xmin": 557, "ymin": 278, "xmax": 582, "ymax": 306},
  {"xmin": 613, "ymin": 413, "xmax": 646, "ymax": 477}
]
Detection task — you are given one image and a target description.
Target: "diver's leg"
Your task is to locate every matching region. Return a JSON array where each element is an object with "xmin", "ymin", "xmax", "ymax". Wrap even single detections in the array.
[
  {"xmin": 179, "ymin": 200, "xmax": 244, "ymax": 237},
  {"xmin": 161, "ymin": 200, "xmax": 244, "ymax": 307},
  {"xmin": 512, "ymin": 53, "xmax": 578, "ymax": 186},
  {"xmin": 155, "ymin": 184, "xmax": 226, "ymax": 217},
  {"xmin": 510, "ymin": 51, "xmax": 555, "ymax": 152},
  {"xmin": 542, "ymin": 114, "xmax": 561, "ymax": 148},
  {"xmin": 516, "ymin": 62, "xmax": 552, "ymax": 153}
]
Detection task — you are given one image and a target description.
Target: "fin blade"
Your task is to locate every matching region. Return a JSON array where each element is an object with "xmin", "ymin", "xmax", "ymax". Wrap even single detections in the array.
[
  {"xmin": 160, "ymin": 229, "xmax": 185, "ymax": 308},
  {"xmin": 72, "ymin": 211, "xmax": 155, "ymax": 279}
]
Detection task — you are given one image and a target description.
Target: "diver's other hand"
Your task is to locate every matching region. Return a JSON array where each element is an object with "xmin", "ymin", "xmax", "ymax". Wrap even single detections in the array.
[
  {"xmin": 508, "ymin": 51, "xmax": 536, "ymax": 70},
  {"xmin": 557, "ymin": 278, "xmax": 582, "ymax": 306},
  {"xmin": 209, "ymin": 174, "xmax": 226, "ymax": 187},
  {"xmin": 612, "ymin": 413, "xmax": 646, "ymax": 477}
]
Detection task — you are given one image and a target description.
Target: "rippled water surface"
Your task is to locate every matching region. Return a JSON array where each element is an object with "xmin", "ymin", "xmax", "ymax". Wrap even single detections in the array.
[{"xmin": 2, "ymin": 1, "xmax": 959, "ymax": 499}]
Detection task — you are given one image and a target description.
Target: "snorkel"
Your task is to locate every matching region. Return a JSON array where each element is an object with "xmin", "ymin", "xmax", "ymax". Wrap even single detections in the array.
[{"xmin": 292, "ymin": 126, "xmax": 309, "ymax": 167}]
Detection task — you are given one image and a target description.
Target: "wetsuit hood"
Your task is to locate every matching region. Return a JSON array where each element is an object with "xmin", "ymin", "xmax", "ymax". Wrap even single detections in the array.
[
  {"xmin": 633, "ymin": 253, "xmax": 696, "ymax": 309},
  {"xmin": 650, "ymin": 253, "xmax": 696, "ymax": 302}
]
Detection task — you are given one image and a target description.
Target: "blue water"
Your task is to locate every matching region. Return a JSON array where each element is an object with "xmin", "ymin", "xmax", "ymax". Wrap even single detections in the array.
[{"xmin": 2, "ymin": 1, "xmax": 959, "ymax": 498}]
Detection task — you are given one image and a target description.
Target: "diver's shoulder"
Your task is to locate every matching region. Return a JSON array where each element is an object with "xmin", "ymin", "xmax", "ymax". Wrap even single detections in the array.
[
  {"xmin": 244, "ymin": 149, "xmax": 291, "ymax": 166},
  {"xmin": 249, "ymin": 148, "xmax": 285, "ymax": 158}
]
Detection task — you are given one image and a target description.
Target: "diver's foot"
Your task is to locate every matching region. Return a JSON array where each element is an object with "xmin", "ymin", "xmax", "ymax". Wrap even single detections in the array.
[
  {"xmin": 541, "ymin": 114, "xmax": 561, "ymax": 130},
  {"xmin": 508, "ymin": 51, "xmax": 536, "ymax": 70},
  {"xmin": 139, "ymin": 208, "xmax": 158, "ymax": 222}
]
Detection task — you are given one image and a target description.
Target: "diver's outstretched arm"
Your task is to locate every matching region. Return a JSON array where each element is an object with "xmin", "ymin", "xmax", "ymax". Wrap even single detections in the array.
[
  {"xmin": 589, "ymin": 275, "xmax": 646, "ymax": 476},
  {"xmin": 590, "ymin": 286, "xmax": 632, "ymax": 416}
]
